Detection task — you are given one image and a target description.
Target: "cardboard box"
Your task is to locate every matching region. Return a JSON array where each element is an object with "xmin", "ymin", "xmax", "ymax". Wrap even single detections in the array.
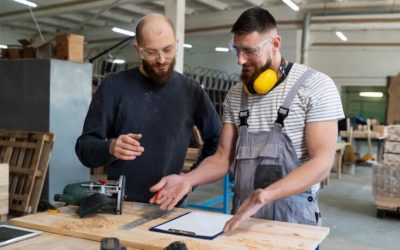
[
  {"xmin": 7, "ymin": 46, "xmax": 22, "ymax": 59},
  {"xmin": 56, "ymin": 34, "xmax": 84, "ymax": 63},
  {"xmin": 373, "ymin": 125, "xmax": 388, "ymax": 138},
  {"xmin": 19, "ymin": 39, "xmax": 36, "ymax": 58}
]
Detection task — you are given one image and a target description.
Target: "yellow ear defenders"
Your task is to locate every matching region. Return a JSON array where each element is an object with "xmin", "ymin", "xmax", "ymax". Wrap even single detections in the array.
[{"xmin": 244, "ymin": 58, "xmax": 288, "ymax": 95}]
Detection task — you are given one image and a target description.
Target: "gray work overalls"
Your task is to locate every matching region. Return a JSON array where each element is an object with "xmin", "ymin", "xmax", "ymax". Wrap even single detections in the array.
[{"xmin": 232, "ymin": 69, "xmax": 321, "ymax": 226}]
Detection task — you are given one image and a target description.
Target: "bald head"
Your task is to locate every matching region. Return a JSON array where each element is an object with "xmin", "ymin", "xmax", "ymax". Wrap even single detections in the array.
[{"xmin": 135, "ymin": 14, "xmax": 176, "ymax": 46}]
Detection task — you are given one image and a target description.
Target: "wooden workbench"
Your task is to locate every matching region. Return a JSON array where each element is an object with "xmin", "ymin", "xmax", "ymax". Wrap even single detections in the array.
[
  {"xmin": 9, "ymin": 202, "xmax": 329, "ymax": 249},
  {"xmin": 340, "ymin": 131, "xmax": 387, "ymax": 162}
]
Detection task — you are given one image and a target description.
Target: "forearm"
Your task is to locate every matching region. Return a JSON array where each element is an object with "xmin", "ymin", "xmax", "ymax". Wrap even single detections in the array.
[{"xmin": 75, "ymin": 136, "xmax": 115, "ymax": 167}]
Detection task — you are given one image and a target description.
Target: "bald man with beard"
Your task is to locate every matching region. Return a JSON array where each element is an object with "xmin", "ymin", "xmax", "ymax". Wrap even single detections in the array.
[{"xmin": 75, "ymin": 14, "xmax": 221, "ymax": 204}]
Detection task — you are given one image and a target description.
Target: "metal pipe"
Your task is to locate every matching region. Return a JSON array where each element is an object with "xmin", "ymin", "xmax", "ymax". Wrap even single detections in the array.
[{"xmin": 301, "ymin": 12, "xmax": 311, "ymax": 65}]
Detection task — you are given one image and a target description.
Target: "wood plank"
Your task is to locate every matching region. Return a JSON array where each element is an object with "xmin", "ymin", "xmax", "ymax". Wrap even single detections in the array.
[
  {"xmin": 374, "ymin": 195, "xmax": 400, "ymax": 209},
  {"xmin": 0, "ymin": 163, "xmax": 8, "ymax": 217},
  {"xmin": 10, "ymin": 202, "xmax": 329, "ymax": 250},
  {"xmin": 0, "ymin": 141, "xmax": 38, "ymax": 149},
  {"xmin": 30, "ymin": 134, "xmax": 55, "ymax": 213}
]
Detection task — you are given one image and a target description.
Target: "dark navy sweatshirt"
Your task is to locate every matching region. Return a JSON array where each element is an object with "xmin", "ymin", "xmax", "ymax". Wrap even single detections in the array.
[{"xmin": 75, "ymin": 67, "xmax": 221, "ymax": 202}]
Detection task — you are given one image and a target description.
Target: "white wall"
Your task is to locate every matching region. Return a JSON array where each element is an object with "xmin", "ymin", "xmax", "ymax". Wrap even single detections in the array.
[
  {"xmin": 308, "ymin": 30, "xmax": 400, "ymax": 89},
  {"xmin": 0, "ymin": 25, "xmax": 30, "ymax": 45}
]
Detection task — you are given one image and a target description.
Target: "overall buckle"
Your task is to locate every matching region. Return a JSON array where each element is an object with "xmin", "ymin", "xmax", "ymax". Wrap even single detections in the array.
[{"xmin": 274, "ymin": 107, "xmax": 289, "ymax": 126}]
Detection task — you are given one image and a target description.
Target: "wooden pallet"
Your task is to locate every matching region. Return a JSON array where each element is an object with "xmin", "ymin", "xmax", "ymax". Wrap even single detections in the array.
[
  {"xmin": 374, "ymin": 195, "xmax": 400, "ymax": 218},
  {"xmin": 0, "ymin": 129, "xmax": 55, "ymax": 215}
]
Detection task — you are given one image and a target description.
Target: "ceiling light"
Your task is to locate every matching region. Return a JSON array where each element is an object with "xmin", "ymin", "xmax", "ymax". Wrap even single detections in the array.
[
  {"xmin": 359, "ymin": 92, "xmax": 383, "ymax": 98},
  {"xmin": 281, "ymin": 0, "xmax": 300, "ymax": 11},
  {"xmin": 113, "ymin": 59, "xmax": 125, "ymax": 64},
  {"xmin": 0, "ymin": 45, "xmax": 7, "ymax": 49},
  {"xmin": 112, "ymin": 27, "xmax": 135, "ymax": 37},
  {"xmin": 215, "ymin": 47, "xmax": 229, "ymax": 52},
  {"xmin": 13, "ymin": 0, "xmax": 37, "ymax": 8},
  {"xmin": 183, "ymin": 43, "xmax": 192, "ymax": 48},
  {"xmin": 335, "ymin": 31, "xmax": 348, "ymax": 41}
]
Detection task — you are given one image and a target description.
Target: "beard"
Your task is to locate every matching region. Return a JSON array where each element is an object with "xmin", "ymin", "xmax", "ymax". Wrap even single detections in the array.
[
  {"xmin": 142, "ymin": 58, "xmax": 175, "ymax": 85},
  {"xmin": 241, "ymin": 58, "xmax": 272, "ymax": 87}
]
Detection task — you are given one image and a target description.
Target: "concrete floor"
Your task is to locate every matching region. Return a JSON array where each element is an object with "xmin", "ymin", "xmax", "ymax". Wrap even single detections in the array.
[{"xmin": 186, "ymin": 165, "xmax": 399, "ymax": 250}]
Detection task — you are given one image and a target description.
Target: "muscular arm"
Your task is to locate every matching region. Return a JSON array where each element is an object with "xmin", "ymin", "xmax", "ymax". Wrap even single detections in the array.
[{"xmin": 264, "ymin": 120, "xmax": 337, "ymax": 201}]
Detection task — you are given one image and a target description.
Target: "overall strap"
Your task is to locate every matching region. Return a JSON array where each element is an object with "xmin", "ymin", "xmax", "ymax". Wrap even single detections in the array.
[
  {"xmin": 238, "ymin": 88, "xmax": 249, "ymax": 142},
  {"xmin": 274, "ymin": 69, "xmax": 317, "ymax": 128}
]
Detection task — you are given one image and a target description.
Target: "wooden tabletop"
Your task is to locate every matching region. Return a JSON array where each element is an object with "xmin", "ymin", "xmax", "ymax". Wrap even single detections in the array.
[
  {"xmin": 10, "ymin": 202, "xmax": 329, "ymax": 250},
  {"xmin": 340, "ymin": 131, "xmax": 386, "ymax": 140}
]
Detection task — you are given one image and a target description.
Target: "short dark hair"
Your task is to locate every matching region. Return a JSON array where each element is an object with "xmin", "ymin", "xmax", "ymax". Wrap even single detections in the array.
[
  {"xmin": 231, "ymin": 7, "xmax": 277, "ymax": 35},
  {"xmin": 135, "ymin": 15, "xmax": 175, "ymax": 45}
]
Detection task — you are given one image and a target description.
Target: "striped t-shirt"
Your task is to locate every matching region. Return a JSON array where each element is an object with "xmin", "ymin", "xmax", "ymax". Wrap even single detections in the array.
[{"xmin": 223, "ymin": 63, "xmax": 344, "ymax": 192}]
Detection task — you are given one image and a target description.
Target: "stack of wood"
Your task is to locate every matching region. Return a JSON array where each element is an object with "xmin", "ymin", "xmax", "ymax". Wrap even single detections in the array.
[
  {"xmin": 0, "ymin": 129, "xmax": 55, "ymax": 215},
  {"xmin": 372, "ymin": 125, "xmax": 400, "ymax": 217}
]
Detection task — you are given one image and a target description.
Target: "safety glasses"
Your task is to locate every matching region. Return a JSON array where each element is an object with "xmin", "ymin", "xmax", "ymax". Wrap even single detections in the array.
[
  {"xmin": 138, "ymin": 44, "xmax": 177, "ymax": 60},
  {"xmin": 228, "ymin": 37, "xmax": 272, "ymax": 59}
]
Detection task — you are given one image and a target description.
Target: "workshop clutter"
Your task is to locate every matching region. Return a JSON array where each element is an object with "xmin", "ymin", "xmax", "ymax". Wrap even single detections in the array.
[
  {"xmin": 0, "ymin": 129, "xmax": 55, "ymax": 215},
  {"xmin": 1, "ymin": 33, "xmax": 84, "ymax": 63},
  {"xmin": 372, "ymin": 125, "xmax": 400, "ymax": 216},
  {"xmin": 1, "ymin": 39, "xmax": 36, "ymax": 59}
]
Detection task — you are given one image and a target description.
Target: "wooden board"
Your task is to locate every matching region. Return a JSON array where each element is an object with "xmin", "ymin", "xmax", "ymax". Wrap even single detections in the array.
[
  {"xmin": 0, "ymin": 163, "xmax": 8, "ymax": 218},
  {"xmin": 374, "ymin": 195, "xmax": 400, "ymax": 209},
  {"xmin": 10, "ymin": 202, "xmax": 329, "ymax": 250}
]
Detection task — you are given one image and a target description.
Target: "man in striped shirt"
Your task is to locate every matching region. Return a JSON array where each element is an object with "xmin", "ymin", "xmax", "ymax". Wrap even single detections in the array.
[{"xmin": 151, "ymin": 7, "xmax": 344, "ymax": 232}]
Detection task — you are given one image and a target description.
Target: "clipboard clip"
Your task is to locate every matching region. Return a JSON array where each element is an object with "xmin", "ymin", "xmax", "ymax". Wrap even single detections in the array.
[{"xmin": 168, "ymin": 228, "xmax": 196, "ymax": 236}]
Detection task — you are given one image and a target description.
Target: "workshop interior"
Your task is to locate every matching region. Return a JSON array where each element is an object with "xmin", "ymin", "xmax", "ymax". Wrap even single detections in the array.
[{"xmin": 0, "ymin": 0, "xmax": 399, "ymax": 249}]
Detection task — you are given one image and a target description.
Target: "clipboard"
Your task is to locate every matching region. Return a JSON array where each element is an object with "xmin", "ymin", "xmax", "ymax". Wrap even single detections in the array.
[{"xmin": 149, "ymin": 211, "xmax": 233, "ymax": 240}]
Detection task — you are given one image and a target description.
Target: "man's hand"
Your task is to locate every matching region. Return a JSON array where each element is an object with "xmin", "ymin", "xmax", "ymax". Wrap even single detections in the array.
[
  {"xmin": 149, "ymin": 174, "xmax": 192, "ymax": 210},
  {"xmin": 109, "ymin": 133, "xmax": 144, "ymax": 160},
  {"xmin": 223, "ymin": 189, "xmax": 269, "ymax": 233}
]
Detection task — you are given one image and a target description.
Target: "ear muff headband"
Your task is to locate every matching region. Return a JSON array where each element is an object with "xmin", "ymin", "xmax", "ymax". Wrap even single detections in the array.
[{"xmin": 245, "ymin": 58, "xmax": 287, "ymax": 95}]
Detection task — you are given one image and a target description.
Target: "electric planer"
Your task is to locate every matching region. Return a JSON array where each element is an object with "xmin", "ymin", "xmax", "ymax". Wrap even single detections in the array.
[{"xmin": 54, "ymin": 175, "xmax": 126, "ymax": 218}]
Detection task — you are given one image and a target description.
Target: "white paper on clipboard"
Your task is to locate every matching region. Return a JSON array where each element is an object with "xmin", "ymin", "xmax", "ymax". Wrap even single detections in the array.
[{"xmin": 150, "ymin": 211, "xmax": 233, "ymax": 239}]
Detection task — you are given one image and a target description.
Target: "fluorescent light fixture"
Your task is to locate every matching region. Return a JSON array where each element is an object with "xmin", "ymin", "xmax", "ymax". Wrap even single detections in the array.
[
  {"xmin": 112, "ymin": 27, "xmax": 135, "ymax": 37},
  {"xmin": 113, "ymin": 59, "xmax": 125, "ymax": 64},
  {"xmin": 13, "ymin": 0, "xmax": 37, "ymax": 8},
  {"xmin": 359, "ymin": 92, "xmax": 383, "ymax": 98},
  {"xmin": 335, "ymin": 31, "xmax": 348, "ymax": 41},
  {"xmin": 0, "ymin": 45, "xmax": 7, "ymax": 49},
  {"xmin": 183, "ymin": 43, "xmax": 192, "ymax": 48},
  {"xmin": 215, "ymin": 47, "xmax": 229, "ymax": 52},
  {"xmin": 281, "ymin": 0, "xmax": 300, "ymax": 11}
]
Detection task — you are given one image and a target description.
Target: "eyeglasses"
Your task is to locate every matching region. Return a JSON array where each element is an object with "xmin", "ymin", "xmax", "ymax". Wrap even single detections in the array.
[
  {"xmin": 139, "ymin": 44, "xmax": 177, "ymax": 60},
  {"xmin": 228, "ymin": 38, "xmax": 272, "ymax": 59}
]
